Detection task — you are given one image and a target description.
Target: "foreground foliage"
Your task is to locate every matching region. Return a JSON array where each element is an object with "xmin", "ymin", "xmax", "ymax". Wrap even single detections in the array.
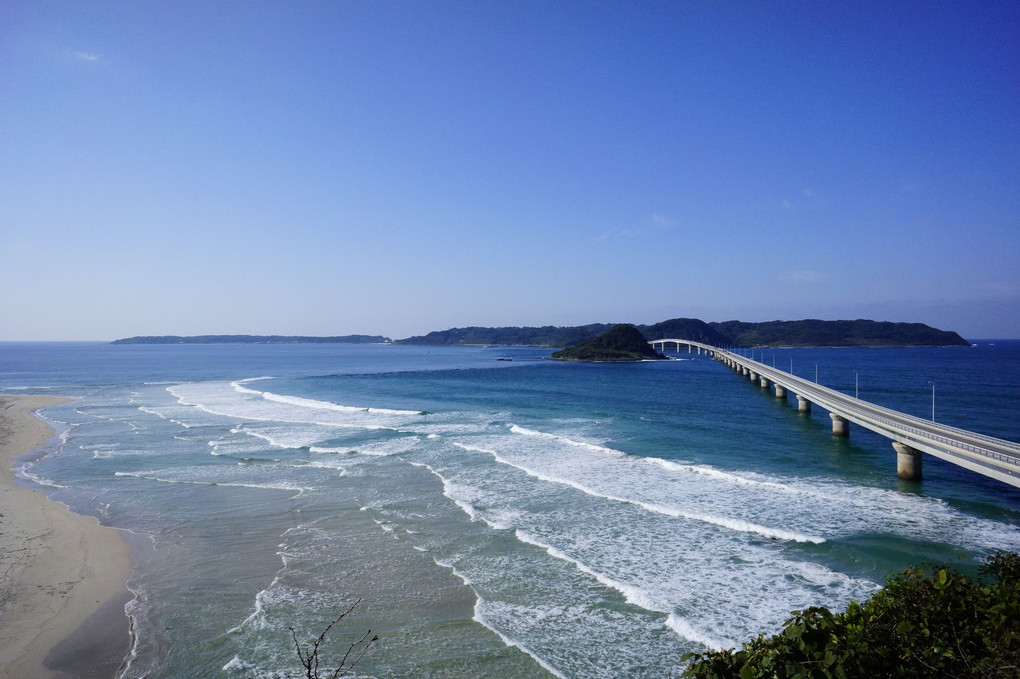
[{"xmin": 681, "ymin": 552, "xmax": 1020, "ymax": 679}]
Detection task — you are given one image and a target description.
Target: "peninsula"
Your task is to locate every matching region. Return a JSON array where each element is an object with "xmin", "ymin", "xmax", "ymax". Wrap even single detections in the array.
[{"xmin": 395, "ymin": 318, "xmax": 968, "ymax": 348}]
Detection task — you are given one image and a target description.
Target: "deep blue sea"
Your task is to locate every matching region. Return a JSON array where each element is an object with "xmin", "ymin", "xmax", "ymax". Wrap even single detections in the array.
[{"xmin": 2, "ymin": 340, "xmax": 1020, "ymax": 678}]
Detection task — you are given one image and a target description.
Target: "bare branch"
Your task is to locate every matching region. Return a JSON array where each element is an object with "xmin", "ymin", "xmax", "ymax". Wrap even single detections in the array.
[{"xmin": 287, "ymin": 600, "xmax": 377, "ymax": 679}]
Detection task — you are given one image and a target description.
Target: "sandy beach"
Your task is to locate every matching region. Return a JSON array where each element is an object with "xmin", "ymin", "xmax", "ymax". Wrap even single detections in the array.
[{"xmin": 0, "ymin": 395, "xmax": 133, "ymax": 679}]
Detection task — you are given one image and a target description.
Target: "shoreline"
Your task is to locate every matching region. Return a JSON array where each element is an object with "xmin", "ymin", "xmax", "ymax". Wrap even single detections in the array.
[{"xmin": 0, "ymin": 395, "xmax": 134, "ymax": 679}]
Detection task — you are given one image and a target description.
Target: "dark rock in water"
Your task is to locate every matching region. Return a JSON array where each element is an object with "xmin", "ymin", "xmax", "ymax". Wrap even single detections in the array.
[{"xmin": 551, "ymin": 324, "xmax": 665, "ymax": 362}]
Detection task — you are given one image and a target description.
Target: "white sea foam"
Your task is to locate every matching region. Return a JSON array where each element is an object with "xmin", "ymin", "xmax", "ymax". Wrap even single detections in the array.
[
  {"xmin": 118, "ymin": 581, "xmax": 151, "ymax": 679},
  {"xmin": 515, "ymin": 530, "xmax": 662, "ymax": 615},
  {"xmin": 411, "ymin": 462, "xmax": 482, "ymax": 524},
  {"xmin": 309, "ymin": 437, "xmax": 420, "ymax": 458},
  {"xmin": 307, "ymin": 445, "xmax": 352, "ymax": 454},
  {"xmin": 509, "ymin": 423, "xmax": 625, "ymax": 457},
  {"xmin": 477, "ymin": 424, "xmax": 1020, "ymax": 554},
  {"xmin": 86, "ymin": 445, "xmax": 153, "ymax": 460},
  {"xmin": 427, "ymin": 439, "xmax": 881, "ymax": 658},
  {"xmin": 169, "ymin": 381, "xmax": 423, "ymax": 436},
  {"xmin": 432, "ymin": 557, "xmax": 568, "ymax": 679},
  {"xmin": 453, "ymin": 441, "xmax": 825, "ymax": 543},
  {"xmin": 666, "ymin": 613, "xmax": 735, "ymax": 652},
  {"xmin": 17, "ymin": 466, "xmax": 65, "ymax": 489},
  {"xmin": 233, "ymin": 380, "xmax": 420, "ymax": 416},
  {"xmin": 222, "ymin": 532, "xmax": 308, "ymax": 639},
  {"xmin": 113, "ymin": 469, "xmax": 308, "ymax": 495}
]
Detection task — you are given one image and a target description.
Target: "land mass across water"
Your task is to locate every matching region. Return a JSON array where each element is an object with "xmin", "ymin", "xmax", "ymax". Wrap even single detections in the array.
[
  {"xmin": 111, "ymin": 319, "xmax": 970, "ymax": 349},
  {"xmin": 551, "ymin": 324, "xmax": 667, "ymax": 362},
  {"xmin": 394, "ymin": 318, "xmax": 969, "ymax": 348},
  {"xmin": 112, "ymin": 334, "xmax": 391, "ymax": 345}
]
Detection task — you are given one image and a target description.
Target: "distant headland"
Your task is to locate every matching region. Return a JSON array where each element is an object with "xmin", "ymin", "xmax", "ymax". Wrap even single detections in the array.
[
  {"xmin": 393, "ymin": 318, "xmax": 969, "ymax": 348},
  {"xmin": 111, "ymin": 334, "xmax": 391, "ymax": 345},
  {"xmin": 112, "ymin": 319, "xmax": 969, "ymax": 349}
]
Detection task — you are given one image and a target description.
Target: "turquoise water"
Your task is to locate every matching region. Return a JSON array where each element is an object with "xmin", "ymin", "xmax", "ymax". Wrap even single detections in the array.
[{"xmin": 2, "ymin": 341, "xmax": 1019, "ymax": 678}]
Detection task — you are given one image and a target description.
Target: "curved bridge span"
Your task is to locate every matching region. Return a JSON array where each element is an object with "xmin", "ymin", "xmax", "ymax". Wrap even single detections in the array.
[{"xmin": 648, "ymin": 339, "xmax": 1020, "ymax": 488}]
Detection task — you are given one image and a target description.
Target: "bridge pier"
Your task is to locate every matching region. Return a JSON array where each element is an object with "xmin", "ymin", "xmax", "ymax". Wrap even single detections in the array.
[
  {"xmin": 643, "ymin": 341, "xmax": 1020, "ymax": 489},
  {"xmin": 830, "ymin": 413, "xmax": 849, "ymax": 437},
  {"xmin": 893, "ymin": 442, "xmax": 923, "ymax": 480}
]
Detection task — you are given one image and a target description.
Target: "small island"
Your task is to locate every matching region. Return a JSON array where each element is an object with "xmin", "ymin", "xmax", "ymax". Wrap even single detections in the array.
[{"xmin": 551, "ymin": 324, "xmax": 666, "ymax": 362}]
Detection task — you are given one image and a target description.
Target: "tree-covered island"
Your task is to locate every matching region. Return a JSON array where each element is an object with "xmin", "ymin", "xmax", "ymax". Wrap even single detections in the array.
[{"xmin": 551, "ymin": 324, "xmax": 667, "ymax": 362}]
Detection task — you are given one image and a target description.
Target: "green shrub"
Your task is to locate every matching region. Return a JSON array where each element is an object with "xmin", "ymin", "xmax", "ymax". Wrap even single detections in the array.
[{"xmin": 681, "ymin": 552, "xmax": 1020, "ymax": 679}]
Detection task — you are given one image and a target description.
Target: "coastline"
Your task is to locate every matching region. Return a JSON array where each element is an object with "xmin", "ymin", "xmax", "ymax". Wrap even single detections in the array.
[{"xmin": 0, "ymin": 395, "xmax": 133, "ymax": 679}]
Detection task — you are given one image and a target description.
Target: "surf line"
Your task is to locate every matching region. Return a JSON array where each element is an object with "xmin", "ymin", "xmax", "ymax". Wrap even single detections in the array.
[
  {"xmin": 432, "ymin": 557, "xmax": 569, "ymax": 679},
  {"xmin": 451, "ymin": 443, "xmax": 825, "ymax": 544}
]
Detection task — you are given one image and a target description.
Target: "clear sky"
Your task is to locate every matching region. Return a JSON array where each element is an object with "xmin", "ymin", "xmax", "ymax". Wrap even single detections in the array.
[{"xmin": 2, "ymin": 1, "xmax": 1018, "ymax": 341}]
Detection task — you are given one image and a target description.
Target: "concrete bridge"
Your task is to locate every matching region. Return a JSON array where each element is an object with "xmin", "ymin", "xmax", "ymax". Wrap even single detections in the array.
[{"xmin": 649, "ymin": 339, "xmax": 1020, "ymax": 488}]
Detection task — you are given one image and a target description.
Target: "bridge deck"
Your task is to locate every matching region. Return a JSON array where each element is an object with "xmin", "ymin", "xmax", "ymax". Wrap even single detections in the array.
[{"xmin": 649, "ymin": 338, "xmax": 1020, "ymax": 488}]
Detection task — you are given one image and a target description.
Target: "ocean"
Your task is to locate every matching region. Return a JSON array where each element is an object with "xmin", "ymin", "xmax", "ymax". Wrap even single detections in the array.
[{"xmin": 3, "ymin": 340, "xmax": 1020, "ymax": 678}]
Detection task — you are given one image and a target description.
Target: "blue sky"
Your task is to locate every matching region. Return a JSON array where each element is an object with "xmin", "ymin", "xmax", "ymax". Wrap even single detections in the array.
[{"xmin": 2, "ymin": 1, "xmax": 1018, "ymax": 340}]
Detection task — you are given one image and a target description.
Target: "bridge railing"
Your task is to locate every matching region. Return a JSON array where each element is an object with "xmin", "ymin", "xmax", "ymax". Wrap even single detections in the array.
[
  {"xmin": 838, "ymin": 401, "xmax": 1020, "ymax": 465},
  {"xmin": 716, "ymin": 349, "xmax": 1020, "ymax": 467}
]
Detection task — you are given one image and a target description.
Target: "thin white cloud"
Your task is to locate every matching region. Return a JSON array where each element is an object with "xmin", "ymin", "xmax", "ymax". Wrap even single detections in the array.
[
  {"xmin": 73, "ymin": 51, "xmax": 100, "ymax": 62},
  {"xmin": 595, "ymin": 214, "xmax": 677, "ymax": 243},
  {"xmin": 650, "ymin": 214, "xmax": 677, "ymax": 229},
  {"xmin": 780, "ymin": 270, "xmax": 829, "ymax": 284}
]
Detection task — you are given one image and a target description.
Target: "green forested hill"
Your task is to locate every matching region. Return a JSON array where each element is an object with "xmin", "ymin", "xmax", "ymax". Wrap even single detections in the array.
[
  {"xmin": 708, "ymin": 319, "xmax": 968, "ymax": 347},
  {"xmin": 393, "ymin": 324, "xmax": 615, "ymax": 347},
  {"xmin": 551, "ymin": 324, "xmax": 665, "ymax": 362},
  {"xmin": 638, "ymin": 318, "xmax": 730, "ymax": 346},
  {"xmin": 393, "ymin": 318, "xmax": 967, "ymax": 348}
]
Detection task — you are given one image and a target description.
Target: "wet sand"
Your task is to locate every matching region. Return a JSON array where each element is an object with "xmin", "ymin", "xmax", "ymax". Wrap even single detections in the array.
[{"xmin": 0, "ymin": 395, "xmax": 133, "ymax": 679}]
